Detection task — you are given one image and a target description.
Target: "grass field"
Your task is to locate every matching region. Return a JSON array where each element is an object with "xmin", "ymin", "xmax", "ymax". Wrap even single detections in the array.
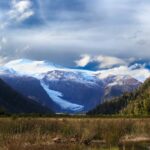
[{"xmin": 0, "ymin": 117, "xmax": 150, "ymax": 150}]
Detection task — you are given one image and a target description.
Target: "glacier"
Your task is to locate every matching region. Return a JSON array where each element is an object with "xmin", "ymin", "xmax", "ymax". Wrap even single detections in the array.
[{"xmin": 40, "ymin": 81, "xmax": 84, "ymax": 112}]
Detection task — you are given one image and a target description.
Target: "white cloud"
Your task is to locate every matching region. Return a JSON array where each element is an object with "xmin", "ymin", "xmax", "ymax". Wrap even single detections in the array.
[
  {"xmin": 136, "ymin": 4, "xmax": 150, "ymax": 27},
  {"xmin": 0, "ymin": 0, "xmax": 34, "ymax": 29},
  {"xmin": 8, "ymin": 0, "xmax": 34, "ymax": 22},
  {"xmin": 4, "ymin": 59, "xmax": 59, "ymax": 76},
  {"xmin": 0, "ymin": 37, "xmax": 7, "ymax": 51},
  {"xmin": 95, "ymin": 55, "xmax": 127, "ymax": 68},
  {"xmin": 96, "ymin": 65, "xmax": 150, "ymax": 83},
  {"xmin": 3, "ymin": 58, "xmax": 150, "ymax": 83},
  {"xmin": 13, "ymin": 0, "xmax": 31, "ymax": 13},
  {"xmin": 75, "ymin": 54, "xmax": 150, "ymax": 82},
  {"xmin": 0, "ymin": 56, "xmax": 8, "ymax": 66},
  {"xmin": 1, "ymin": 37, "xmax": 7, "ymax": 44},
  {"xmin": 75, "ymin": 54, "xmax": 91, "ymax": 67},
  {"xmin": 75, "ymin": 54, "xmax": 128, "ymax": 69},
  {"xmin": 1, "ymin": 0, "xmax": 150, "ymax": 64},
  {"xmin": 17, "ymin": 11, "xmax": 34, "ymax": 22}
]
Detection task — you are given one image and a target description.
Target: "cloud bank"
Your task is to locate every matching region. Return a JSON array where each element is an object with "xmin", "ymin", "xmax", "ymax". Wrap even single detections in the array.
[
  {"xmin": 96, "ymin": 65, "xmax": 150, "ymax": 83},
  {"xmin": 75, "ymin": 54, "xmax": 150, "ymax": 82},
  {"xmin": 2, "ymin": 58, "xmax": 150, "ymax": 83},
  {"xmin": 75, "ymin": 55, "xmax": 128, "ymax": 69},
  {"xmin": 0, "ymin": 0, "xmax": 150, "ymax": 75}
]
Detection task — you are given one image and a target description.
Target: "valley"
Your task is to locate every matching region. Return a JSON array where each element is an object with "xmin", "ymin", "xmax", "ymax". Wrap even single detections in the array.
[
  {"xmin": 0, "ymin": 59, "xmax": 149, "ymax": 150},
  {"xmin": 1, "ymin": 0, "xmax": 150, "ymax": 149},
  {"xmin": 0, "ymin": 59, "xmax": 141, "ymax": 114}
]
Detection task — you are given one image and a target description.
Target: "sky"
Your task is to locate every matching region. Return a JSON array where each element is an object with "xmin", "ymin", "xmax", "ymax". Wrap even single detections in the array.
[{"xmin": 0, "ymin": 0, "xmax": 150, "ymax": 73}]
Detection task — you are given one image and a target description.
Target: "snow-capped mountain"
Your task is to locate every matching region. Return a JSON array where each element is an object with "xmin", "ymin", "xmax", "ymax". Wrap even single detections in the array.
[
  {"xmin": 41, "ymin": 70, "xmax": 104, "ymax": 112},
  {"xmin": 0, "ymin": 59, "xmax": 141, "ymax": 113},
  {"xmin": 101, "ymin": 75, "xmax": 141, "ymax": 100},
  {"xmin": 102, "ymin": 75, "xmax": 140, "ymax": 87}
]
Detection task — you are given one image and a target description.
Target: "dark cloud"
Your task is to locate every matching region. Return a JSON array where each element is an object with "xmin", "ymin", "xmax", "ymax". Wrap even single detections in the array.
[{"xmin": 0, "ymin": 0, "xmax": 150, "ymax": 67}]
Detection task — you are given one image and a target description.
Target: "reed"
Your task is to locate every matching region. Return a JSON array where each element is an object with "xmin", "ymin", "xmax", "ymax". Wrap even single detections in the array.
[{"xmin": 0, "ymin": 117, "xmax": 149, "ymax": 150}]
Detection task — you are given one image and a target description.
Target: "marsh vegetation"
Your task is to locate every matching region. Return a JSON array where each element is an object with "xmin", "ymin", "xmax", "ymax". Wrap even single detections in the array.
[{"xmin": 0, "ymin": 117, "xmax": 150, "ymax": 150}]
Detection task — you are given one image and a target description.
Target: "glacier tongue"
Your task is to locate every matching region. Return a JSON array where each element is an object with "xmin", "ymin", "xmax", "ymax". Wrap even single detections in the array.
[{"xmin": 40, "ymin": 81, "xmax": 84, "ymax": 112}]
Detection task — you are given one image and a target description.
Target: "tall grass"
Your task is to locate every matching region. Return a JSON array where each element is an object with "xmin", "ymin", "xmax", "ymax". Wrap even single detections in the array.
[{"xmin": 0, "ymin": 117, "xmax": 149, "ymax": 150}]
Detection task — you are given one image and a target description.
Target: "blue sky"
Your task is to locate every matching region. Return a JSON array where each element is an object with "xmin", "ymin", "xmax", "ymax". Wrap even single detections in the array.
[{"xmin": 0, "ymin": 0, "xmax": 150, "ymax": 69}]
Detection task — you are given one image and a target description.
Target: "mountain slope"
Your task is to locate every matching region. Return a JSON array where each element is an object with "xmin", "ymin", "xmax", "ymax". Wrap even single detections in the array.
[
  {"xmin": 0, "ymin": 75, "xmax": 60, "ymax": 112},
  {"xmin": 88, "ymin": 77, "xmax": 150, "ymax": 115},
  {"xmin": 0, "ymin": 70, "xmax": 140, "ymax": 113},
  {"xmin": 0, "ymin": 78, "xmax": 53, "ymax": 114},
  {"xmin": 0, "ymin": 59, "xmax": 142, "ymax": 113},
  {"xmin": 42, "ymin": 70, "xmax": 104, "ymax": 112},
  {"xmin": 102, "ymin": 75, "xmax": 141, "ymax": 100}
]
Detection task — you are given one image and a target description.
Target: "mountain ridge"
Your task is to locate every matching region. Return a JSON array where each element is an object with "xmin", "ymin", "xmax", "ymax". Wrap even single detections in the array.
[
  {"xmin": 0, "ymin": 59, "xmax": 142, "ymax": 113},
  {"xmin": 88, "ymin": 77, "xmax": 150, "ymax": 115}
]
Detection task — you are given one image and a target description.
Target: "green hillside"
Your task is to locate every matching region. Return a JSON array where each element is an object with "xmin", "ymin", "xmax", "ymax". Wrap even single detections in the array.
[
  {"xmin": 88, "ymin": 77, "xmax": 150, "ymax": 116},
  {"xmin": 121, "ymin": 77, "xmax": 150, "ymax": 115}
]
